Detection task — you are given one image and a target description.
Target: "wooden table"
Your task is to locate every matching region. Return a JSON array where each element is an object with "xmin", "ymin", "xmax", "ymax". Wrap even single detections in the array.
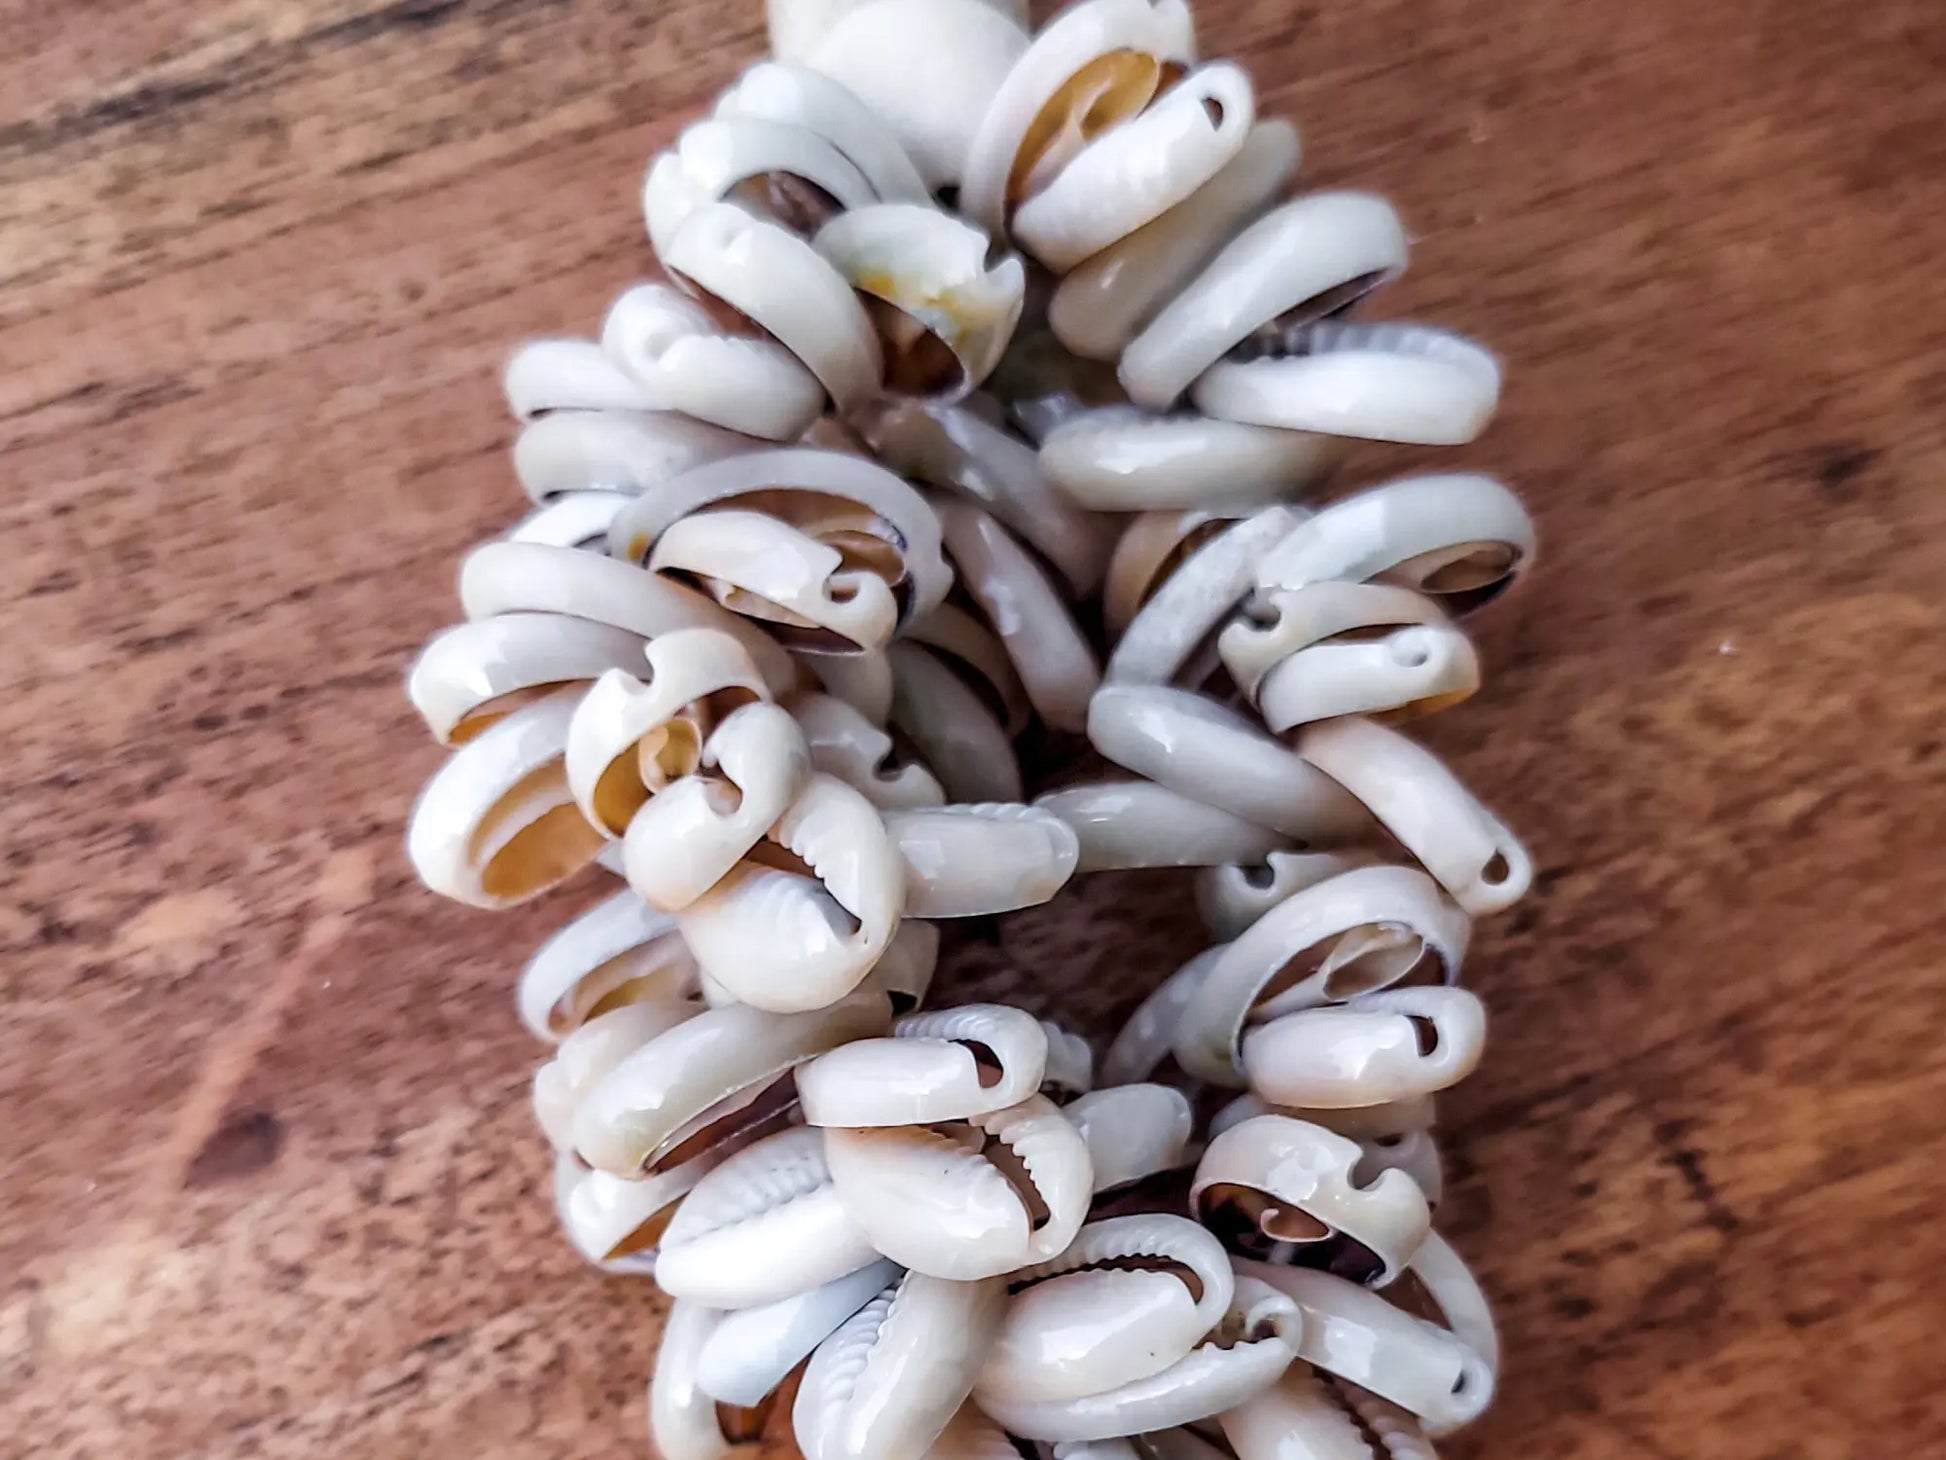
[{"xmin": 5, "ymin": 1, "xmax": 1944, "ymax": 1455}]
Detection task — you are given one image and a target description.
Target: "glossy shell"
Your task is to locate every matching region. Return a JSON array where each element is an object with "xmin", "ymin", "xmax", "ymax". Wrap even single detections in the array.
[
  {"xmin": 796, "ymin": 1003, "xmax": 1051, "ymax": 1126},
  {"xmin": 1239, "ymin": 987, "xmax": 1488, "ymax": 1110},
  {"xmin": 1040, "ymin": 407, "xmax": 1338, "ymax": 513},
  {"xmin": 652, "ymin": 1301, "xmax": 772, "ymax": 1460},
  {"xmin": 510, "ymin": 406, "xmax": 765, "ymax": 502},
  {"xmin": 791, "ymin": 690, "xmax": 949, "ymax": 809},
  {"xmin": 1218, "ymin": 1363, "xmax": 1438, "ymax": 1460},
  {"xmin": 1193, "ymin": 848, "xmax": 1380, "ymax": 943},
  {"xmin": 1064, "ymin": 1083, "xmax": 1195, "ymax": 1192},
  {"xmin": 407, "ymin": 611, "xmax": 645, "ymax": 746},
  {"xmin": 697, "ymin": 1258, "xmax": 902, "ymax": 1406},
  {"xmin": 516, "ymin": 887, "xmax": 696, "ymax": 1040},
  {"xmin": 1035, "ymin": 781, "xmax": 1290, "ymax": 874},
  {"xmin": 888, "ymin": 642, "xmax": 1024, "ymax": 804},
  {"xmin": 883, "ymin": 803, "xmax": 1081, "ymax": 917}
]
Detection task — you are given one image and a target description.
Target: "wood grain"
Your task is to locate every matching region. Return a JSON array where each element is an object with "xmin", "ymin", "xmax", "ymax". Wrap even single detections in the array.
[{"xmin": 3, "ymin": 1, "xmax": 1945, "ymax": 1455}]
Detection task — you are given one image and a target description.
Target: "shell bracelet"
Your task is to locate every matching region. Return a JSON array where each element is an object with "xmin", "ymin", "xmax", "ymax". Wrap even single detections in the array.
[{"xmin": 405, "ymin": 0, "xmax": 1537, "ymax": 1455}]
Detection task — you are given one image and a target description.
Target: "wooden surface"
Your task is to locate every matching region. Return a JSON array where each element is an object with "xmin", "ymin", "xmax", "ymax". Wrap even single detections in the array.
[{"xmin": 4, "ymin": 1, "xmax": 1945, "ymax": 1455}]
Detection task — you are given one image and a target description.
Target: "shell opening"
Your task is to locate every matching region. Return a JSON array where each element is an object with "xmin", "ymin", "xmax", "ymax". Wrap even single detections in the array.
[
  {"xmin": 1012, "ymin": 51, "xmax": 1178, "ymax": 203},
  {"xmin": 980, "ymin": 1129, "xmax": 1054, "ymax": 1231},
  {"xmin": 1229, "ymin": 272, "xmax": 1398, "ymax": 361},
  {"xmin": 1198, "ymin": 1183, "xmax": 1330, "ymax": 1258},
  {"xmin": 1384, "ymin": 542, "xmax": 1520, "ymax": 615},
  {"xmin": 860, "ymin": 294, "xmax": 966, "ymax": 398},
  {"xmin": 1410, "ymin": 1015, "xmax": 1440, "ymax": 1056},
  {"xmin": 728, "ymin": 171, "xmax": 846, "ymax": 235},
  {"xmin": 647, "ymin": 1074, "xmax": 800, "ymax": 1173}
]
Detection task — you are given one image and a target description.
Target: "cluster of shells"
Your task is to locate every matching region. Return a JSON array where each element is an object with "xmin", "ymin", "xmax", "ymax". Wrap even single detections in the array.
[{"xmin": 404, "ymin": 0, "xmax": 1537, "ymax": 1456}]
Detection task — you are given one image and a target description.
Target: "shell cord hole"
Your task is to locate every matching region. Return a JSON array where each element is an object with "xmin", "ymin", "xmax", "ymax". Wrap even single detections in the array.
[{"xmin": 1481, "ymin": 851, "xmax": 1512, "ymax": 885}]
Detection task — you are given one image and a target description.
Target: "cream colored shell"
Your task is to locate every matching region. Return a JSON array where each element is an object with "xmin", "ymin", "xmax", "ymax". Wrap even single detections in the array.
[
  {"xmin": 554, "ymin": 1148, "xmax": 718, "ymax": 1272},
  {"xmin": 1099, "ymin": 944, "xmax": 1217, "ymax": 1085},
  {"xmin": 533, "ymin": 995, "xmax": 700, "ymax": 1152},
  {"xmin": 1217, "ymin": 1363, "xmax": 1437, "ymax": 1460},
  {"xmin": 796, "ymin": 1002, "xmax": 1051, "ymax": 1126},
  {"xmin": 883, "ymin": 802, "xmax": 1080, "ymax": 917},
  {"xmin": 696, "ymin": 1257, "xmax": 902, "ymax": 1407},
  {"xmin": 714, "ymin": 61, "xmax": 932, "ymax": 203},
  {"xmin": 1064, "ymin": 1083, "xmax": 1195, "ymax": 1193},
  {"xmin": 1239, "ymin": 987, "xmax": 1487, "ymax": 1110},
  {"xmin": 888, "ymin": 642, "xmax": 1025, "ymax": 805},
  {"xmin": 1036, "ymin": 781, "xmax": 1289, "ymax": 874},
  {"xmin": 1193, "ymin": 848, "xmax": 1380, "ymax": 943},
  {"xmin": 1040, "ymin": 407, "xmax": 1339, "ymax": 513},
  {"xmin": 504, "ymin": 489, "xmax": 630, "ymax": 549},
  {"xmin": 790, "ymin": 690, "xmax": 948, "ymax": 809},
  {"xmin": 510, "ymin": 406, "xmax": 765, "ymax": 502},
  {"xmin": 408, "ymin": 611, "xmax": 646, "ymax": 746},
  {"xmin": 503, "ymin": 336, "xmax": 652, "ymax": 418},
  {"xmin": 907, "ymin": 600, "xmax": 1033, "ymax": 737},
  {"xmin": 643, "ymin": 115, "xmax": 879, "ymax": 257},
  {"xmin": 516, "ymin": 887, "xmax": 696, "ymax": 1040},
  {"xmin": 651, "ymin": 1301, "xmax": 768, "ymax": 1460}
]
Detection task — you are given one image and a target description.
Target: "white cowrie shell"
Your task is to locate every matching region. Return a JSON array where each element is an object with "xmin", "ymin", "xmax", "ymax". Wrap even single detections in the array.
[
  {"xmin": 1014, "ymin": 62, "xmax": 1255, "ymax": 272},
  {"xmin": 1087, "ymin": 685, "xmax": 1372, "ymax": 843},
  {"xmin": 678, "ymin": 773, "xmax": 906, "ymax": 1012},
  {"xmin": 623, "ymin": 702, "xmax": 814, "ymax": 912},
  {"xmin": 1034, "ymin": 781, "xmax": 1289, "ymax": 874},
  {"xmin": 889, "ymin": 642, "xmax": 1025, "ymax": 805},
  {"xmin": 816, "ymin": 204, "xmax": 1027, "ymax": 400},
  {"xmin": 609, "ymin": 446, "xmax": 953, "ymax": 626},
  {"xmin": 1041, "ymin": 407, "xmax": 1340, "ymax": 514},
  {"xmin": 503, "ymin": 337, "xmax": 654, "ymax": 418},
  {"xmin": 697, "ymin": 1258, "xmax": 903, "ymax": 1407},
  {"xmin": 793, "ymin": 1268, "xmax": 1008, "ymax": 1460},
  {"xmin": 979, "ymin": 1275, "xmax": 1301, "ymax": 1441},
  {"xmin": 652, "ymin": 1301, "xmax": 771, "ymax": 1460},
  {"xmin": 1211, "ymin": 1098, "xmax": 1447, "ymax": 1209},
  {"xmin": 408, "ymin": 611, "xmax": 646, "ymax": 745},
  {"xmin": 1252, "ymin": 473, "xmax": 1535, "ymax": 619},
  {"xmin": 925, "ymin": 1404, "xmax": 1032, "ymax": 1460},
  {"xmin": 909, "ymin": 601, "xmax": 1034, "ymax": 737},
  {"xmin": 573, "ymin": 989, "xmax": 889, "ymax": 1176},
  {"xmin": 554, "ymin": 1149, "xmax": 720, "ymax": 1272},
  {"xmin": 1217, "ymin": 1362, "xmax": 1437, "ymax": 1460},
  {"xmin": 1175, "ymin": 864, "xmax": 1472, "ymax": 1086},
  {"xmin": 1064, "ymin": 1083, "xmax": 1194, "ymax": 1192},
  {"xmin": 1039, "ymin": 1022, "xmax": 1096, "ymax": 1101},
  {"xmin": 1121, "ymin": 192, "xmax": 1409, "ymax": 411},
  {"xmin": 864, "ymin": 917, "xmax": 942, "ymax": 1014},
  {"xmin": 791, "ymin": 690, "xmax": 948, "ymax": 809},
  {"xmin": 1241, "ymin": 987, "xmax": 1487, "ymax": 1110},
  {"xmin": 932, "ymin": 498, "xmax": 1100, "ymax": 733},
  {"xmin": 1191, "ymin": 1115, "xmax": 1432, "ymax": 1287},
  {"xmin": 802, "ymin": 647, "xmax": 896, "ymax": 725},
  {"xmin": 643, "ymin": 115, "xmax": 879, "ymax": 257},
  {"xmin": 406, "ymin": 688, "xmax": 606, "ymax": 908},
  {"xmin": 883, "ymin": 803, "xmax": 1080, "ymax": 917},
  {"xmin": 1100, "ymin": 945, "xmax": 1217, "ymax": 1084},
  {"xmin": 1107, "ymin": 506, "xmax": 1308, "ymax": 687},
  {"xmin": 511, "ymin": 407, "xmax": 766, "ymax": 503},
  {"xmin": 661, "ymin": 203, "xmax": 884, "ymax": 413},
  {"xmin": 1237, "ymin": 1244, "xmax": 1495, "ymax": 1433},
  {"xmin": 653, "ymin": 509, "xmax": 904, "ymax": 653},
  {"xmin": 1194, "ymin": 848, "xmax": 1381, "ymax": 943},
  {"xmin": 989, "ymin": 327, "xmax": 1133, "ymax": 445},
  {"xmin": 960, "ymin": 0, "xmax": 1197, "ymax": 234},
  {"xmin": 798, "ymin": 1003, "xmax": 1050, "ymax": 1126},
  {"xmin": 1195, "ymin": 322, "xmax": 1501, "ymax": 446},
  {"xmin": 565, "ymin": 628, "xmax": 771, "ymax": 836},
  {"xmin": 602, "ymin": 283, "xmax": 824, "ymax": 442},
  {"xmin": 533, "ymin": 996, "xmax": 700, "ymax": 1151},
  {"xmin": 458, "ymin": 540, "xmax": 798, "ymax": 695},
  {"xmin": 1103, "ymin": 506, "xmax": 1250, "ymax": 638},
  {"xmin": 866, "ymin": 400, "xmax": 1113, "ymax": 597},
  {"xmin": 656, "ymin": 1126, "xmax": 882, "ymax": 1309},
  {"xmin": 1298, "ymin": 717, "xmax": 1531, "ymax": 915},
  {"xmin": 1403, "ymin": 1230, "xmax": 1499, "ymax": 1383},
  {"xmin": 977, "ymin": 1214, "xmax": 1234, "ymax": 1406},
  {"xmin": 1048, "ymin": 120, "xmax": 1297, "ymax": 363},
  {"xmin": 805, "ymin": 0, "xmax": 1030, "ymax": 190},
  {"xmin": 824, "ymin": 1094, "xmax": 1093, "ymax": 1280},
  {"xmin": 505, "ymin": 489, "xmax": 631, "ymax": 549},
  {"xmin": 517, "ymin": 887, "xmax": 696, "ymax": 1041},
  {"xmin": 715, "ymin": 62, "xmax": 932, "ymax": 203}
]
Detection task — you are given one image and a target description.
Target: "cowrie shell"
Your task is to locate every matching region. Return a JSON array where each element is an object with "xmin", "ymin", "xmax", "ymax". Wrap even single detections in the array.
[
  {"xmin": 405, "ymin": 687, "xmax": 606, "ymax": 908},
  {"xmin": 510, "ymin": 408, "xmax": 766, "ymax": 504},
  {"xmin": 517, "ymin": 887, "xmax": 696, "ymax": 1041},
  {"xmin": 961, "ymin": 0, "xmax": 1197, "ymax": 234},
  {"xmin": 1087, "ymin": 684, "xmax": 1372, "ymax": 844},
  {"xmin": 816, "ymin": 204, "xmax": 1027, "ymax": 401},
  {"xmin": 1103, "ymin": 506, "xmax": 1252, "ymax": 638},
  {"xmin": 503, "ymin": 337, "xmax": 653, "ymax": 418},
  {"xmin": 1195, "ymin": 321, "xmax": 1501, "ymax": 446},
  {"xmin": 1297, "ymin": 717, "xmax": 1531, "ymax": 915},
  {"xmin": 407, "ymin": 611, "xmax": 646, "ymax": 745},
  {"xmin": 677, "ymin": 773, "xmax": 906, "ymax": 1013},
  {"xmin": 656, "ymin": 1126, "xmax": 882, "ymax": 1309},
  {"xmin": 909, "ymin": 601, "xmax": 1033, "ymax": 737},
  {"xmin": 824, "ymin": 1094, "xmax": 1093, "ymax": 1280},
  {"xmin": 889, "ymin": 642, "xmax": 1024, "ymax": 804},
  {"xmin": 1039, "ymin": 1022, "xmax": 1096, "ymax": 1101},
  {"xmin": 1239, "ymin": 987, "xmax": 1487, "ymax": 1110},
  {"xmin": 696, "ymin": 1257, "xmax": 902, "ymax": 1407},
  {"xmin": 1192, "ymin": 1115, "xmax": 1432, "ymax": 1286},
  {"xmin": 989, "ymin": 326, "xmax": 1133, "ymax": 445},
  {"xmin": 1014, "ymin": 62, "xmax": 1255, "ymax": 272},
  {"xmin": 976, "ymin": 1214, "xmax": 1234, "ymax": 1405},
  {"xmin": 458, "ymin": 540, "xmax": 797, "ymax": 695},
  {"xmin": 882, "ymin": 803, "xmax": 1080, "ymax": 918},
  {"xmin": 573, "ymin": 988, "xmax": 889, "ymax": 1176},
  {"xmin": 1035, "ymin": 781, "xmax": 1289, "ymax": 875},
  {"xmin": 932, "ymin": 497, "xmax": 1100, "ymax": 733},
  {"xmin": 1211, "ymin": 1098, "xmax": 1447, "ymax": 1209},
  {"xmin": 800, "ymin": 647, "xmax": 896, "ymax": 725},
  {"xmin": 602, "ymin": 283, "xmax": 825, "ymax": 442},
  {"xmin": 534, "ymin": 996, "xmax": 701, "ymax": 1152},
  {"xmin": 1217, "ymin": 1363, "xmax": 1437, "ymax": 1460},
  {"xmin": 1048, "ymin": 120, "xmax": 1297, "ymax": 363},
  {"xmin": 652, "ymin": 1301, "xmax": 778, "ymax": 1460},
  {"xmin": 714, "ymin": 61, "xmax": 931, "ymax": 203},
  {"xmin": 978, "ymin": 1274, "xmax": 1301, "ymax": 1440},
  {"xmin": 1064, "ymin": 1083, "xmax": 1194, "ymax": 1193},
  {"xmin": 564, "ymin": 628, "xmax": 771, "ymax": 836},
  {"xmin": 790, "ymin": 690, "xmax": 948, "ymax": 809},
  {"xmin": 1251, "ymin": 473, "xmax": 1535, "ymax": 619},
  {"xmin": 644, "ymin": 115, "xmax": 879, "ymax": 258},
  {"xmin": 1175, "ymin": 864, "xmax": 1472, "ymax": 1085},
  {"xmin": 1194, "ymin": 848, "xmax": 1381, "ymax": 943},
  {"xmin": 1238, "ymin": 1238, "xmax": 1496, "ymax": 1434},
  {"xmin": 804, "ymin": 0, "xmax": 1030, "ymax": 189},
  {"xmin": 924, "ymin": 1404, "xmax": 1032, "ymax": 1460},
  {"xmin": 1121, "ymin": 191, "xmax": 1409, "ymax": 411},
  {"xmin": 863, "ymin": 916, "xmax": 941, "ymax": 1014},
  {"xmin": 792, "ymin": 1267, "xmax": 1008, "ymax": 1460},
  {"xmin": 1040, "ymin": 407, "xmax": 1339, "ymax": 514},
  {"xmin": 661, "ymin": 203, "xmax": 884, "ymax": 413},
  {"xmin": 1098, "ymin": 943, "xmax": 1218, "ymax": 1084},
  {"xmin": 554, "ymin": 1148, "xmax": 723, "ymax": 1272},
  {"xmin": 609, "ymin": 446, "xmax": 952, "ymax": 628},
  {"xmin": 504, "ymin": 489, "xmax": 630, "ymax": 549},
  {"xmin": 622, "ymin": 702, "xmax": 814, "ymax": 912},
  {"xmin": 1221, "ymin": 583, "xmax": 1478, "ymax": 731},
  {"xmin": 797, "ymin": 1003, "xmax": 1050, "ymax": 1126}
]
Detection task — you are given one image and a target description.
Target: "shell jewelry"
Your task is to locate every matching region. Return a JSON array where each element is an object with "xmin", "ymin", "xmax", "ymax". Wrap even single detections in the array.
[{"xmin": 403, "ymin": 0, "xmax": 1540, "ymax": 1453}]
